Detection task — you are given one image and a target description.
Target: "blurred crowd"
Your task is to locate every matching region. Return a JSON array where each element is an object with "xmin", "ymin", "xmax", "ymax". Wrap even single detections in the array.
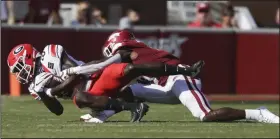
[
  {"xmin": 188, "ymin": 2, "xmax": 237, "ymax": 28},
  {"xmin": 1, "ymin": 0, "xmax": 279, "ymax": 30},
  {"xmin": 70, "ymin": 1, "xmax": 107, "ymax": 26},
  {"xmin": 0, "ymin": 0, "xmax": 140, "ymax": 29}
]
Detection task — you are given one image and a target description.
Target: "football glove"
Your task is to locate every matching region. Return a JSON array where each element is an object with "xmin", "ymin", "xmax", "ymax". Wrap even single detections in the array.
[
  {"xmin": 58, "ymin": 67, "xmax": 76, "ymax": 81},
  {"xmin": 136, "ymin": 76, "xmax": 155, "ymax": 85},
  {"xmin": 33, "ymin": 72, "xmax": 53, "ymax": 93},
  {"xmin": 188, "ymin": 60, "xmax": 205, "ymax": 77},
  {"xmin": 28, "ymin": 82, "xmax": 41, "ymax": 101}
]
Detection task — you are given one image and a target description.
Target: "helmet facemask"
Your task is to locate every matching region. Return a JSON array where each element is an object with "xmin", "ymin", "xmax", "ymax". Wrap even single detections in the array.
[
  {"xmin": 9, "ymin": 50, "xmax": 34, "ymax": 84},
  {"xmin": 103, "ymin": 42, "xmax": 123, "ymax": 58},
  {"xmin": 103, "ymin": 45, "xmax": 113, "ymax": 57}
]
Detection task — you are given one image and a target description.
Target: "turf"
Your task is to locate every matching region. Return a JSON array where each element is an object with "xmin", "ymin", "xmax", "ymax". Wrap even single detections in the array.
[{"xmin": 1, "ymin": 96, "xmax": 279, "ymax": 138}]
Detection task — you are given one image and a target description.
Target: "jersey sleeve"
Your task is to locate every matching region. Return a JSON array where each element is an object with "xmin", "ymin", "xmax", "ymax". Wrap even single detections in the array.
[
  {"xmin": 41, "ymin": 44, "xmax": 65, "ymax": 74},
  {"xmin": 43, "ymin": 44, "xmax": 64, "ymax": 59}
]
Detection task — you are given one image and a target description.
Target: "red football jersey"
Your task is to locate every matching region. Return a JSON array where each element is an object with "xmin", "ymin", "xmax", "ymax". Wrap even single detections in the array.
[
  {"xmin": 121, "ymin": 41, "xmax": 180, "ymax": 65},
  {"xmin": 87, "ymin": 40, "xmax": 182, "ymax": 96},
  {"xmin": 118, "ymin": 41, "xmax": 181, "ymax": 85}
]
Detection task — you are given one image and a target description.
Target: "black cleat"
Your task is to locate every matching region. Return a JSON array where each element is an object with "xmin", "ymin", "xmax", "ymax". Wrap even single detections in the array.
[{"xmin": 130, "ymin": 103, "xmax": 149, "ymax": 122}]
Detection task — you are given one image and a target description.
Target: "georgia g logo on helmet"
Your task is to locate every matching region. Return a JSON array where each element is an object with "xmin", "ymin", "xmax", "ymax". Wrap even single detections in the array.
[{"xmin": 13, "ymin": 45, "xmax": 24, "ymax": 55}]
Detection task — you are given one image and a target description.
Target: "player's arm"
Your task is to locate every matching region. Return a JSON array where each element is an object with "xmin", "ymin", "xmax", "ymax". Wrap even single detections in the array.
[
  {"xmin": 32, "ymin": 72, "xmax": 64, "ymax": 116},
  {"xmin": 33, "ymin": 46, "xmax": 80, "ymax": 115},
  {"xmin": 62, "ymin": 50, "xmax": 135, "ymax": 75},
  {"xmin": 45, "ymin": 51, "xmax": 81, "ymax": 97},
  {"xmin": 45, "ymin": 75, "xmax": 79, "ymax": 97}
]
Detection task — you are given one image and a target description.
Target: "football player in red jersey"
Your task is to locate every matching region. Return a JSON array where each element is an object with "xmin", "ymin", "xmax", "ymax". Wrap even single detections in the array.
[{"xmin": 72, "ymin": 30, "xmax": 278, "ymax": 124}]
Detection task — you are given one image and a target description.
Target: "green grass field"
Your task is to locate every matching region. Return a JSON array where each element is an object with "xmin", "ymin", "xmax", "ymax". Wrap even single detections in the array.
[{"xmin": 1, "ymin": 95, "xmax": 279, "ymax": 138}]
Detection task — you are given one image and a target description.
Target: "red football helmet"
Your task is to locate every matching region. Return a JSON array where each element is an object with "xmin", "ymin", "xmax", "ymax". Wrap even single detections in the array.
[
  {"xmin": 7, "ymin": 44, "xmax": 41, "ymax": 84},
  {"xmin": 103, "ymin": 30, "xmax": 137, "ymax": 57}
]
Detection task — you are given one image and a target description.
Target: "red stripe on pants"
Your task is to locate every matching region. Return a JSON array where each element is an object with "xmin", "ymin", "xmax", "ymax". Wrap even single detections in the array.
[
  {"xmin": 190, "ymin": 78, "xmax": 212, "ymax": 110},
  {"xmin": 184, "ymin": 76, "xmax": 208, "ymax": 115}
]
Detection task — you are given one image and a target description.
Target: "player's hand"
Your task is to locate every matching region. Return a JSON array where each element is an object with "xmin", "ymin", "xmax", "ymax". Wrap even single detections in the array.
[
  {"xmin": 136, "ymin": 76, "xmax": 155, "ymax": 85},
  {"xmin": 58, "ymin": 68, "xmax": 75, "ymax": 81},
  {"xmin": 28, "ymin": 82, "xmax": 41, "ymax": 101},
  {"xmin": 189, "ymin": 60, "xmax": 205, "ymax": 77},
  {"xmin": 33, "ymin": 72, "xmax": 53, "ymax": 93},
  {"xmin": 58, "ymin": 69, "xmax": 70, "ymax": 81}
]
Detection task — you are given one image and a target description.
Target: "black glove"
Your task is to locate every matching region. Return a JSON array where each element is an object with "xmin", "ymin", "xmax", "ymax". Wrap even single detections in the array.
[
  {"xmin": 190, "ymin": 60, "xmax": 205, "ymax": 77},
  {"xmin": 136, "ymin": 76, "xmax": 155, "ymax": 85}
]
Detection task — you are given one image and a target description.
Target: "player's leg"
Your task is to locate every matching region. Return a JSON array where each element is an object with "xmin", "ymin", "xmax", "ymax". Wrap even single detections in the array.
[
  {"xmin": 170, "ymin": 75, "xmax": 212, "ymax": 120},
  {"xmin": 126, "ymin": 83, "xmax": 180, "ymax": 104},
  {"xmin": 186, "ymin": 77, "xmax": 279, "ymax": 123},
  {"xmin": 171, "ymin": 76, "xmax": 279, "ymax": 123},
  {"xmin": 73, "ymin": 90, "xmax": 149, "ymax": 122},
  {"xmin": 81, "ymin": 84, "xmax": 174, "ymax": 123},
  {"xmin": 203, "ymin": 106, "xmax": 280, "ymax": 123},
  {"xmin": 81, "ymin": 81, "xmax": 180, "ymax": 123}
]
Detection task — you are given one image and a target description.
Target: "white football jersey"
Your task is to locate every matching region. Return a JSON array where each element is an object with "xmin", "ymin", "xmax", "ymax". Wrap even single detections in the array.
[
  {"xmin": 28, "ymin": 44, "xmax": 84, "ymax": 99},
  {"xmin": 40, "ymin": 44, "xmax": 84, "ymax": 74},
  {"xmin": 41, "ymin": 44, "xmax": 64, "ymax": 75}
]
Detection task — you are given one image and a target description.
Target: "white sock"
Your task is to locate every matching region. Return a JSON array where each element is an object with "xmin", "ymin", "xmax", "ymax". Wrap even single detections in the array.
[{"xmin": 245, "ymin": 109, "xmax": 261, "ymax": 120}]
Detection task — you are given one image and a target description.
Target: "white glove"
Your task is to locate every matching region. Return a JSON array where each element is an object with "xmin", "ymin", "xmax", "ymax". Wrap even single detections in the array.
[
  {"xmin": 58, "ymin": 67, "xmax": 76, "ymax": 81},
  {"xmin": 28, "ymin": 82, "xmax": 41, "ymax": 101},
  {"xmin": 44, "ymin": 88, "xmax": 54, "ymax": 98},
  {"xmin": 33, "ymin": 72, "xmax": 53, "ymax": 93}
]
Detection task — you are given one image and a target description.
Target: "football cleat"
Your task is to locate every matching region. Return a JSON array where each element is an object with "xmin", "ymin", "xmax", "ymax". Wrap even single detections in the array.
[
  {"xmin": 257, "ymin": 108, "xmax": 279, "ymax": 124},
  {"xmin": 130, "ymin": 103, "xmax": 149, "ymax": 122},
  {"xmin": 80, "ymin": 110, "xmax": 115, "ymax": 123},
  {"xmin": 80, "ymin": 114, "xmax": 105, "ymax": 123}
]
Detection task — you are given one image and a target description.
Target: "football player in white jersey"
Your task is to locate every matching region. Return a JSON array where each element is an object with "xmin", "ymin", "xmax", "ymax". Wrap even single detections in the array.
[
  {"xmin": 7, "ymin": 44, "xmax": 154, "ymax": 121},
  {"xmin": 7, "ymin": 44, "xmax": 83, "ymax": 100}
]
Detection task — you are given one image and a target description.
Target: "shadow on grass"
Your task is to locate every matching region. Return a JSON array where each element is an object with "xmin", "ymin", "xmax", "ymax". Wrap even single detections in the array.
[
  {"xmin": 107, "ymin": 120, "xmax": 257, "ymax": 123},
  {"xmin": 66, "ymin": 120, "xmax": 257, "ymax": 124}
]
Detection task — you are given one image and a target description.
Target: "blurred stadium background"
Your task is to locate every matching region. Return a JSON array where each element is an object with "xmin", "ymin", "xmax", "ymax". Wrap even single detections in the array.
[{"xmin": 1, "ymin": 0, "xmax": 279, "ymax": 138}]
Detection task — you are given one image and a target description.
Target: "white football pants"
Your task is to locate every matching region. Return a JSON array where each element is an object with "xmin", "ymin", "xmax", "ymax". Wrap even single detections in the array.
[{"xmin": 131, "ymin": 75, "xmax": 212, "ymax": 120}]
